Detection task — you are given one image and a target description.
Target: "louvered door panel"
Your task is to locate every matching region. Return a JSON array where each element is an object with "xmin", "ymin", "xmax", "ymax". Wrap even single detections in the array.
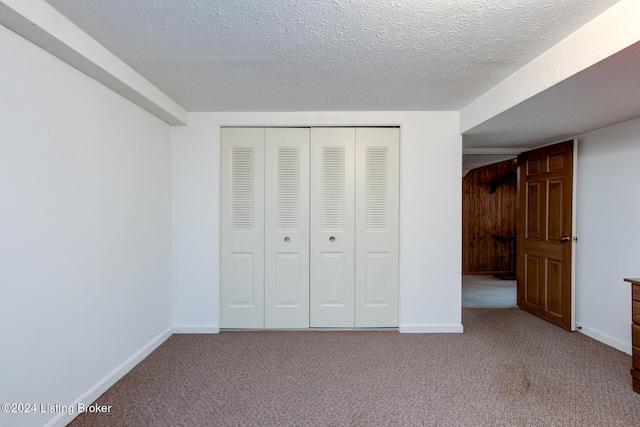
[
  {"xmin": 355, "ymin": 128, "xmax": 399, "ymax": 327},
  {"xmin": 310, "ymin": 128, "xmax": 356, "ymax": 327},
  {"xmin": 220, "ymin": 128, "xmax": 265, "ymax": 328},
  {"xmin": 264, "ymin": 128, "xmax": 310, "ymax": 328}
]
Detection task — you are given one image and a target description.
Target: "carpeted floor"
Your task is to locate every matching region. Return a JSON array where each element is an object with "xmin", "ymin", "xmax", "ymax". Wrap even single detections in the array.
[
  {"xmin": 68, "ymin": 309, "xmax": 640, "ymax": 426},
  {"xmin": 462, "ymin": 274, "xmax": 517, "ymax": 308}
]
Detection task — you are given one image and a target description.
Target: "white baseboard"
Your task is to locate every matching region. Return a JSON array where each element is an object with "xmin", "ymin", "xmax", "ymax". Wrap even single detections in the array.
[
  {"xmin": 576, "ymin": 322, "xmax": 631, "ymax": 355},
  {"xmin": 47, "ymin": 327, "xmax": 173, "ymax": 427},
  {"xmin": 173, "ymin": 324, "xmax": 220, "ymax": 334},
  {"xmin": 399, "ymin": 323, "xmax": 464, "ymax": 333}
]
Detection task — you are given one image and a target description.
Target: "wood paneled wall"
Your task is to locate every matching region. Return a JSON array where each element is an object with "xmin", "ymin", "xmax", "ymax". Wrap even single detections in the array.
[{"xmin": 462, "ymin": 159, "xmax": 517, "ymax": 274}]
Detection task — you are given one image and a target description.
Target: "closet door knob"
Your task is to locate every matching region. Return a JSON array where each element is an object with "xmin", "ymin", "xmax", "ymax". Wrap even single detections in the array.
[
  {"xmin": 284, "ymin": 236, "xmax": 290, "ymax": 242},
  {"xmin": 329, "ymin": 236, "xmax": 336, "ymax": 242}
]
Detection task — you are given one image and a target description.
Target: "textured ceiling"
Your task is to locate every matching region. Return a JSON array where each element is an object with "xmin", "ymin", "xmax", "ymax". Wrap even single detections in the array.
[
  {"xmin": 462, "ymin": 40, "xmax": 640, "ymax": 149},
  {"xmin": 44, "ymin": 0, "xmax": 621, "ymax": 112}
]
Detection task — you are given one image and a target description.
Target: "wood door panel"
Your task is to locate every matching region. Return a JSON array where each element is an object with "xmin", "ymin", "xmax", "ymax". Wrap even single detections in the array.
[
  {"xmin": 524, "ymin": 254, "xmax": 540, "ymax": 306},
  {"xmin": 526, "ymin": 158, "xmax": 543, "ymax": 175},
  {"xmin": 548, "ymin": 153, "xmax": 565, "ymax": 172},
  {"xmin": 548, "ymin": 180, "xmax": 564, "ymax": 241},
  {"xmin": 518, "ymin": 140, "xmax": 574, "ymax": 330},
  {"xmin": 545, "ymin": 259, "xmax": 563, "ymax": 316},
  {"xmin": 526, "ymin": 182, "xmax": 543, "ymax": 239},
  {"xmin": 523, "ymin": 240, "xmax": 562, "ymax": 259}
]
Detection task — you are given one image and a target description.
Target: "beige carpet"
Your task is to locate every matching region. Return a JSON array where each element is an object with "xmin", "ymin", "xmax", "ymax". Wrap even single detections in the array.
[{"xmin": 68, "ymin": 309, "xmax": 640, "ymax": 426}]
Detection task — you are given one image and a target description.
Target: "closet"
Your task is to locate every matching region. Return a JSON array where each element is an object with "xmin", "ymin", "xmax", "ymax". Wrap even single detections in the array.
[{"xmin": 220, "ymin": 127, "xmax": 398, "ymax": 329}]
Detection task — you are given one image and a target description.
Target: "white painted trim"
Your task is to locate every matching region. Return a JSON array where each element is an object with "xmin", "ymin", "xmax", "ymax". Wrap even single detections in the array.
[
  {"xmin": 570, "ymin": 139, "xmax": 579, "ymax": 332},
  {"xmin": 399, "ymin": 323, "xmax": 464, "ymax": 333},
  {"xmin": 173, "ymin": 325, "xmax": 220, "ymax": 334},
  {"xmin": 46, "ymin": 327, "xmax": 173, "ymax": 427},
  {"xmin": 460, "ymin": 0, "xmax": 640, "ymax": 133},
  {"xmin": 0, "ymin": 0, "xmax": 188, "ymax": 125},
  {"xmin": 577, "ymin": 323, "xmax": 631, "ymax": 355}
]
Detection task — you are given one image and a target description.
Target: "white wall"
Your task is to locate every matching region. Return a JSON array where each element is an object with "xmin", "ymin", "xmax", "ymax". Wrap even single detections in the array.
[
  {"xmin": 0, "ymin": 0, "xmax": 188, "ymax": 125},
  {"xmin": 172, "ymin": 111, "xmax": 462, "ymax": 334},
  {"xmin": 575, "ymin": 117, "xmax": 640, "ymax": 354},
  {"xmin": 0, "ymin": 24, "xmax": 173, "ymax": 427}
]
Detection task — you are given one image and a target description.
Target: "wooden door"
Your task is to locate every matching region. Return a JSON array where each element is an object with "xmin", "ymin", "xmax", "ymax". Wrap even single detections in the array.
[
  {"xmin": 517, "ymin": 140, "xmax": 575, "ymax": 330},
  {"xmin": 309, "ymin": 128, "xmax": 356, "ymax": 327}
]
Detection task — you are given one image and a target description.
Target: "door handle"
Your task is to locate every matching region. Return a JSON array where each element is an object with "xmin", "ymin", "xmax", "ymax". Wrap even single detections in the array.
[
  {"xmin": 561, "ymin": 236, "xmax": 572, "ymax": 242},
  {"xmin": 284, "ymin": 236, "xmax": 290, "ymax": 242},
  {"xmin": 329, "ymin": 236, "xmax": 336, "ymax": 242}
]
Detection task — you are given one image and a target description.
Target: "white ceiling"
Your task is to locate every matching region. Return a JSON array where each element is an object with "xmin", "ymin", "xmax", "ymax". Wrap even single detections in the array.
[
  {"xmin": 44, "ymin": 0, "xmax": 621, "ymax": 110},
  {"xmin": 41, "ymin": 0, "xmax": 637, "ymax": 157}
]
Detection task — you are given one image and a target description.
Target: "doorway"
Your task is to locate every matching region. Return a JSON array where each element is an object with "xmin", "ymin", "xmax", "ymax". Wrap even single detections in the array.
[
  {"xmin": 462, "ymin": 141, "xmax": 576, "ymax": 330},
  {"xmin": 462, "ymin": 158, "xmax": 518, "ymax": 308}
]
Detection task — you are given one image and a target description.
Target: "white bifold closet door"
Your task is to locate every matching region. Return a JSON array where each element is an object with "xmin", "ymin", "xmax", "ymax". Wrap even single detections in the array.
[
  {"xmin": 354, "ymin": 127, "xmax": 399, "ymax": 327},
  {"xmin": 309, "ymin": 127, "xmax": 399, "ymax": 328},
  {"xmin": 221, "ymin": 128, "xmax": 309, "ymax": 329},
  {"xmin": 220, "ymin": 128, "xmax": 265, "ymax": 328},
  {"xmin": 264, "ymin": 128, "xmax": 310, "ymax": 328},
  {"xmin": 221, "ymin": 127, "xmax": 398, "ymax": 329},
  {"xmin": 310, "ymin": 128, "xmax": 356, "ymax": 327}
]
